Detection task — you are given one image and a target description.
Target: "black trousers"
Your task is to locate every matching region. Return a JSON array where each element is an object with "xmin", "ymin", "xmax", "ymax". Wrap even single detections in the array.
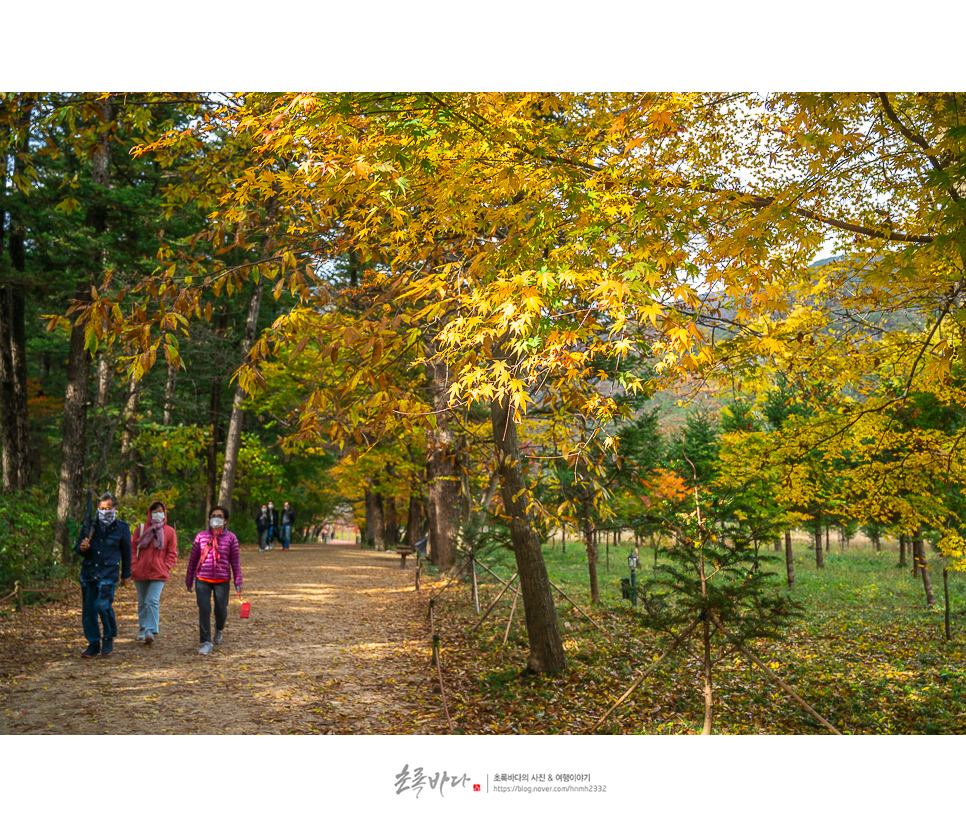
[{"xmin": 195, "ymin": 581, "xmax": 230, "ymax": 643}]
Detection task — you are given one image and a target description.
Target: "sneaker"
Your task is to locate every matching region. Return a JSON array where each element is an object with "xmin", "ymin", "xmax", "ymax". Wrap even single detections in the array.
[
  {"xmin": 213, "ymin": 629, "xmax": 223, "ymax": 645},
  {"xmin": 199, "ymin": 642, "xmax": 213, "ymax": 655},
  {"xmin": 136, "ymin": 630, "xmax": 146, "ymax": 642},
  {"xmin": 81, "ymin": 642, "xmax": 100, "ymax": 658},
  {"xmin": 101, "ymin": 638, "xmax": 114, "ymax": 657},
  {"xmin": 259, "ymin": 548, "xmax": 265, "ymax": 552},
  {"xmin": 145, "ymin": 633, "xmax": 154, "ymax": 645}
]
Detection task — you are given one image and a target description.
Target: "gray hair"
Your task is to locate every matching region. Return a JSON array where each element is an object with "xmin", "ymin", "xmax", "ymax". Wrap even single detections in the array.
[{"xmin": 98, "ymin": 491, "xmax": 118, "ymax": 508}]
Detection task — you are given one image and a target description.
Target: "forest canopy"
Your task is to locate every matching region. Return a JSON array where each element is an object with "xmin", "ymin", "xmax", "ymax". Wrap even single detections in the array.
[{"xmin": 2, "ymin": 91, "xmax": 964, "ymax": 675}]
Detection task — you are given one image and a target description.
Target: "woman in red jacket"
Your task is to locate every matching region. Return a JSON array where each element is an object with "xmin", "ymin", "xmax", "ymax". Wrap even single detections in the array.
[
  {"xmin": 130, "ymin": 500, "xmax": 178, "ymax": 644},
  {"xmin": 185, "ymin": 505, "xmax": 242, "ymax": 656}
]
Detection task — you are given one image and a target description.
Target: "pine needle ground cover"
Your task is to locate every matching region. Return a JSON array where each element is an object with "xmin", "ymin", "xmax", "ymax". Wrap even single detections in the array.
[{"xmin": 432, "ymin": 543, "xmax": 966, "ymax": 735}]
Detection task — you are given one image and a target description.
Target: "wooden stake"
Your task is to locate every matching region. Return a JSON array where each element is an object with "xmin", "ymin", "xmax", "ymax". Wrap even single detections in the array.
[
  {"xmin": 590, "ymin": 619, "xmax": 700, "ymax": 733},
  {"xmin": 503, "ymin": 587, "xmax": 521, "ymax": 646},
  {"xmin": 471, "ymin": 572, "xmax": 519, "ymax": 633},
  {"xmin": 709, "ymin": 612, "xmax": 842, "ymax": 735}
]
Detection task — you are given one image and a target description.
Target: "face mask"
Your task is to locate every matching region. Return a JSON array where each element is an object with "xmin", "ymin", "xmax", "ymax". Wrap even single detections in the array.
[
  {"xmin": 261, "ymin": 507, "xmax": 267, "ymax": 513},
  {"xmin": 268, "ymin": 504, "xmax": 274, "ymax": 509},
  {"xmin": 98, "ymin": 509, "xmax": 116, "ymax": 524},
  {"xmin": 210, "ymin": 517, "xmax": 225, "ymax": 529},
  {"xmin": 151, "ymin": 512, "xmax": 165, "ymax": 524}
]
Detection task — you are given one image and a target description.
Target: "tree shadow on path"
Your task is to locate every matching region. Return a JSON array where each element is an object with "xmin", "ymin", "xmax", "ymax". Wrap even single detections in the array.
[{"xmin": 0, "ymin": 543, "xmax": 449, "ymax": 734}]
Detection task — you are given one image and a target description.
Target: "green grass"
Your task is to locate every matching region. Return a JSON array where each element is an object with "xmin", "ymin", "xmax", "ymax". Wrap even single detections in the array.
[{"xmin": 435, "ymin": 538, "xmax": 966, "ymax": 734}]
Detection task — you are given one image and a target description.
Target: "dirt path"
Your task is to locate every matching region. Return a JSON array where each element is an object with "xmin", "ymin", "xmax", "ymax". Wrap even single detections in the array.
[{"xmin": 0, "ymin": 542, "xmax": 449, "ymax": 734}]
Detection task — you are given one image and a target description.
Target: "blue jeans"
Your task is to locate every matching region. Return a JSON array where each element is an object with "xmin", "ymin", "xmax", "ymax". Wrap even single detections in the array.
[
  {"xmin": 281, "ymin": 525, "xmax": 292, "ymax": 549},
  {"xmin": 134, "ymin": 579, "xmax": 165, "ymax": 636},
  {"xmin": 81, "ymin": 580, "xmax": 117, "ymax": 644}
]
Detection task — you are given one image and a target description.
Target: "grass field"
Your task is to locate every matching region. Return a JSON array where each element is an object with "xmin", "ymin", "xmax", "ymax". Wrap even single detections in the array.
[{"xmin": 430, "ymin": 537, "xmax": 966, "ymax": 734}]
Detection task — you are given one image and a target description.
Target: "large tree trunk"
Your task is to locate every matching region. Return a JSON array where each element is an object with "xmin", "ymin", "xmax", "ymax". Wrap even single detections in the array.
[
  {"xmin": 0, "ymin": 290, "xmax": 18, "ymax": 489},
  {"xmin": 785, "ymin": 529, "xmax": 795, "ymax": 588},
  {"xmin": 96, "ymin": 356, "xmax": 113, "ymax": 408},
  {"xmin": 363, "ymin": 487, "xmax": 386, "ymax": 548},
  {"xmin": 205, "ymin": 377, "xmax": 223, "ymax": 517},
  {"xmin": 54, "ymin": 305, "xmax": 92, "ymax": 559},
  {"xmin": 490, "ymin": 391, "xmax": 567, "ymax": 675},
  {"xmin": 54, "ymin": 98, "xmax": 112, "ymax": 558},
  {"xmin": 369, "ymin": 485, "xmax": 386, "ymax": 550},
  {"xmin": 217, "ymin": 279, "xmax": 264, "ymax": 511},
  {"xmin": 899, "ymin": 533, "xmax": 908, "ymax": 568},
  {"xmin": 115, "ymin": 376, "xmax": 141, "ymax": 498},
  {"xmin": 0, "ymin": 97, "xmax": 33, "ymax": 490},
  {"xmin": 384, "ymin": 493, "xmax": 399, "ymax": 548},
  {"xmin": 404, "ymin": 477, "xmax": 423, "ymax": 546},
  {"xmin": 424, "ymin": 357, "xmax": 461, "ymax": 573}
]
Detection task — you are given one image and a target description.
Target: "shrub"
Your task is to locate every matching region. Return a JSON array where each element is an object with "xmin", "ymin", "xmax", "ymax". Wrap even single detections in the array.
[{"xmin": 0, "ymin": 488, "xmax": 70, "ymax": 593}]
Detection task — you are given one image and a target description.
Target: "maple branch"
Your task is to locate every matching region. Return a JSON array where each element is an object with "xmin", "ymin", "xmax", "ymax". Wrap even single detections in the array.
[
  {"xmin": 692, "ymin": 184, "xmax": 936, "ymax": 244},
  {"xmin": 877, "ymin": 92, "xmax": 957, "ymax": 203}
]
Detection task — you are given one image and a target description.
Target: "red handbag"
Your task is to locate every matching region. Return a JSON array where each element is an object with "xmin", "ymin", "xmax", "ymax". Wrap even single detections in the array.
[{"xmin": 237, "ymin": 589, "xmax": 250, "ymax": 619}]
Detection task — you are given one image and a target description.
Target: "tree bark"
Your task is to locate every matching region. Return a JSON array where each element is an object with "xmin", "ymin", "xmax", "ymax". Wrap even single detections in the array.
[
  {"xmin": 814, "ymin": 517, "xmax": 824, "ymax": 569},
  {"xmin": 115, "ymin": 376, "xmax": 141, "ymax": 498},
  {"xmin": 0, "ymin": 288, "xmax": 21, "ymax": 490},
  {"xmin": 96, "ymin": 356, "xmax": 112, "ymax": 408},
  {"xmin": 0, "ymin": 96, "xmax": 33, "ymax": 490},
  {"xmin": 424, "ymin": 357, "xmax": 461, "ymax": 573},
  {"xmin": 384, "ymin": 493, "xmax": 399, "ymax": 548},
  {"xmin": 702, "ymin": 616, "xmax": 714, "ymax": 735},
  {"xmin": 582, "ymin": 492, "xmax": 600, "ymax": 605},
  {"xmin": 913, "ymin": 529, "xmax": 936, "ymax": 605},
  {"xmin": 368, "ymin": 484, "xmax": 386, "ymax": 550},
  {"xmin": 55, "ymin": 97, "xmax": 113, "ymax": 558},
  {"xmin": 54, "ymin": 308, "xmax": 92, "ymax": 558},
  {"xmin": 363, "ymin": 488, "xmax": 386, "ymax": 548},
  {"xmin": 163, "ymin": 361, "xmax": 178, "ymax": 427},
  {"xmin": 217, "ymin": 279, "xmax": 264, "ymax": 511},
  {"xmin": 205, "ymin": 377, "xmax": 223, "ymax": 517},
  {"xmin": 404, "ymin": 478, "xmax": 422, "ymax": 546},
  {"xmin": 899, "ymin": 533, "xmax": 907, "ymax": 568},
  {"xmin": 490, "ymin": 391, "xmax": 567, "ymax": 675},
  {"xmin": 785, "ymin": 529, "xmax": 795, "ymax": 588}
]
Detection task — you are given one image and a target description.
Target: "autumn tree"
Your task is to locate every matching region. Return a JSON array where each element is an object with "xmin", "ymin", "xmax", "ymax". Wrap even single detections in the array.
[{"xmin": 83, "ymin": 90, "xmax": 966, "ymax": 669}]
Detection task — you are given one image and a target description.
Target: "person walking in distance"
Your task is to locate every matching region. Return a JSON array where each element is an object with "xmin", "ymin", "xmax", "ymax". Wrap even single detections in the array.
[
  {"xmin": 185, "ymin": 506, "xmax": 242, "ymax": 656},
  {"xmin": 75, "ymin": 492, "xmax": 131, "ymax": 658},
  {"xmin": 131, "ymin": 500, "xmax": 178, "ymax": 644},
  {"xmin": 280, "ymin": 501, "xmax": 295, "ymax": 551},
  {"xmin": 266, "ymin": 501, "xmax": 279, "ymax": 550},
  {"xmin": 256, "ymin": 503, "xmax": 271, "ymax": 551}
]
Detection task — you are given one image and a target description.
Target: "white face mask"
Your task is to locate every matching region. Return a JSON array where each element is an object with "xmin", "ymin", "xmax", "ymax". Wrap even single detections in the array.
[
  {"xmin": 268, "ymin": 504, "xmax": 274, "ymax": 509},
  {"xmin": 261, "ymin": 507, "xmax": 267, "ymax": 513},
  {"xmin": 151, "ymin": 512, "xmax": 165, "ymax": 524},
  {"xmin": 210, "ymin": 517, "xmax": 225, "ymax": 529},
  {"xmin": 98, "ymin": 509, "xmax": 116, "ymax": 524}
]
